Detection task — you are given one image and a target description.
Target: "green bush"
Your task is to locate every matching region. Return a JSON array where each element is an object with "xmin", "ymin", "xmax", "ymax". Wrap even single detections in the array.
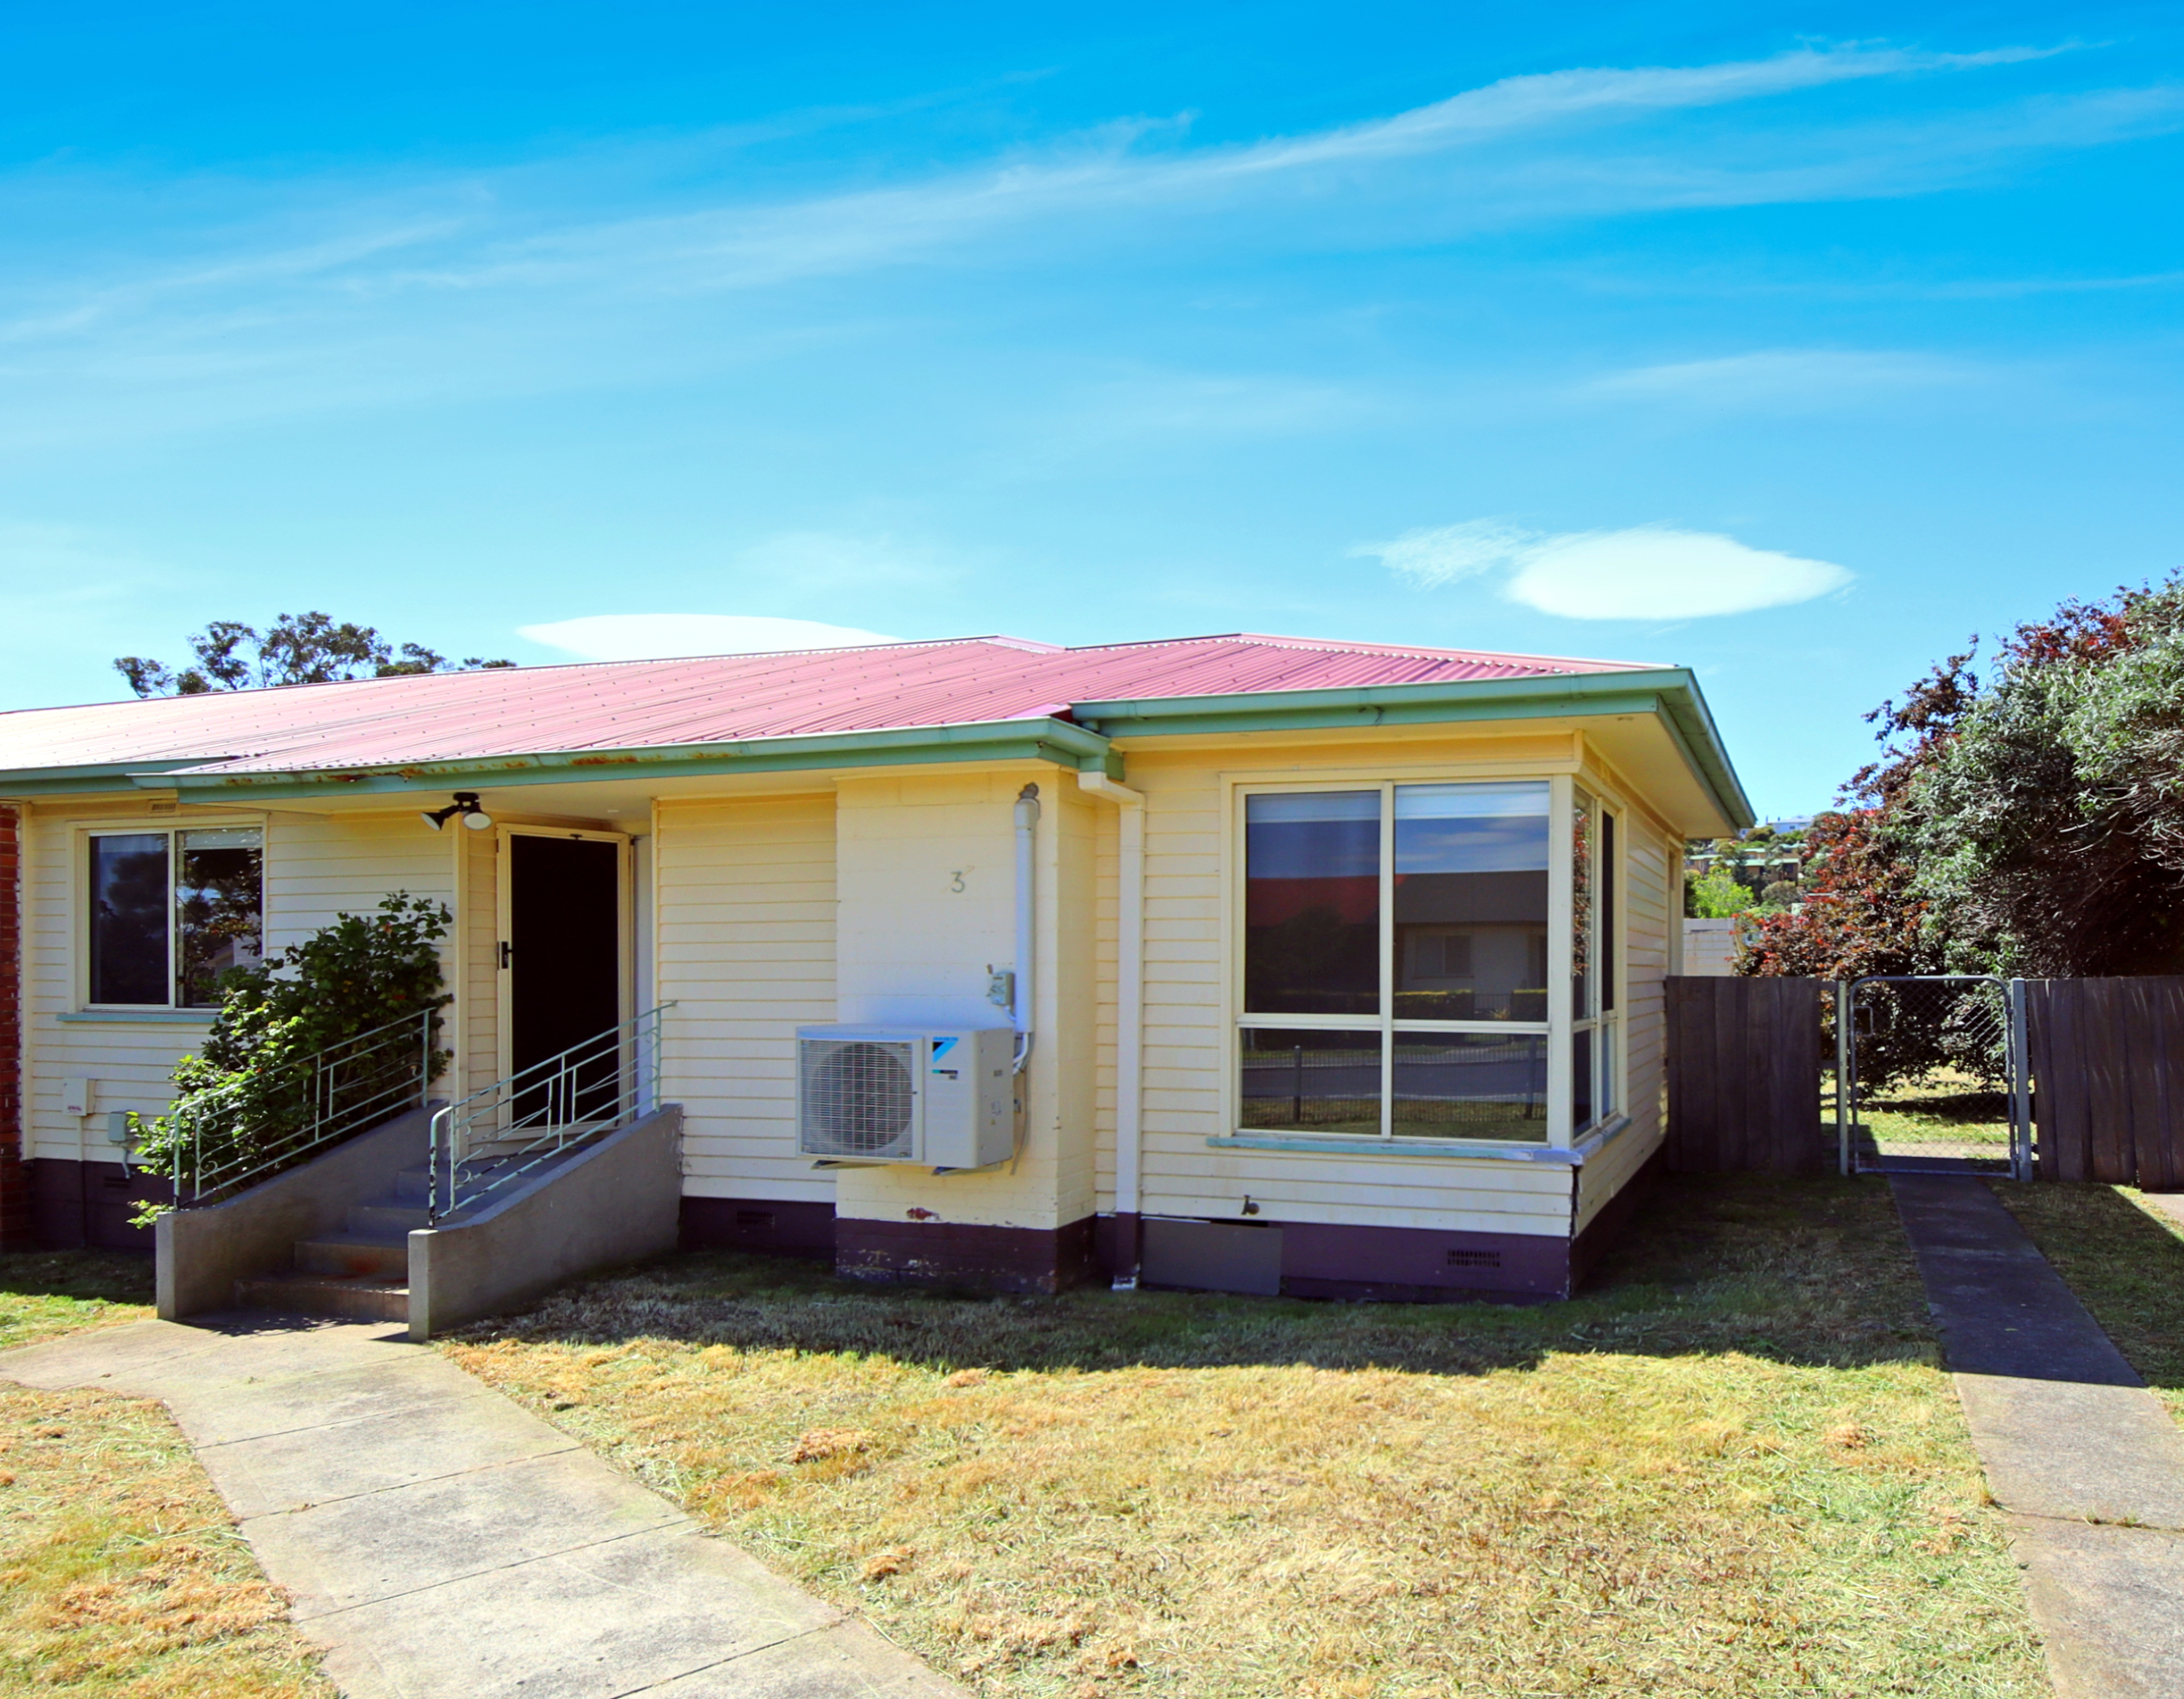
[{"xmin": 133, "ymin": 894, "xmax": 451, "ymax": 1212}]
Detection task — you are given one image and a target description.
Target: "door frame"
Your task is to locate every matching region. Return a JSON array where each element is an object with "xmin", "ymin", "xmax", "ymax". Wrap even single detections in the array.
[{"xmin": 494, "ymin": 824, "xmax": 634, "ymax": 1087}]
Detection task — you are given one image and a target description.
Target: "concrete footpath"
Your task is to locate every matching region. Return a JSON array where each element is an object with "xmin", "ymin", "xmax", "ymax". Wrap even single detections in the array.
[
  {"xmin": 1892, "ymin": 1177, "xmax": 2184, "ymax": 1699},
  {"xmin": 0, "ymin": 1315, "xmax": 968, "ymax": 1699}
]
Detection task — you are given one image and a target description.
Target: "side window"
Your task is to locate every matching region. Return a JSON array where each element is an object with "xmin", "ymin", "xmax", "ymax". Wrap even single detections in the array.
[{"xmin": 87, "ymin": 827, "xmax": 263, "ymax": 1008}]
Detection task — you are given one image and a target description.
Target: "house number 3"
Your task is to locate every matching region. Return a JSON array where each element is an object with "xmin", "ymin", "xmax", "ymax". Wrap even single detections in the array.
[{"xmin": 949, "ymin": 871, "xmax": 966, "ymax": 893}]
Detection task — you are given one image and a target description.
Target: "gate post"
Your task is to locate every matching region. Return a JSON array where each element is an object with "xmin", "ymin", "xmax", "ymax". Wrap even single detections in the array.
[
  {"xmin": 1836, "ymin": 979, "xmax": 1853, "ymax": 1177},
  {"xmin": 2008, "ymin": 978, "xmax": 2033, "ymax": 1182}
]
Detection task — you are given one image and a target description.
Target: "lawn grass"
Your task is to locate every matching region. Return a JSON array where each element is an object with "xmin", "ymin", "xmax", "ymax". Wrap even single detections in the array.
[
  {"xmin": 0, "ymin": 1252, "xmax": 332, "ymax": 1698},
  {"xmin": 1988, "ymin": 1182, "xmax": 2184, "ymax": 1425},
  {"xmin": 0, "ymin": 1251, "xmax": 155, "ymax": 1353},
  {"xmin": 439, "ymin": 1176, "xmax": 2047, "ymax": 1698}
]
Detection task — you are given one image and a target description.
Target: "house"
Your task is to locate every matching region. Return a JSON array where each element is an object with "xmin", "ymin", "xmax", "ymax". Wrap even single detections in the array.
[{"xmin": 0, "ymin": 633, "xmax": 1750, "ymax": 1303}]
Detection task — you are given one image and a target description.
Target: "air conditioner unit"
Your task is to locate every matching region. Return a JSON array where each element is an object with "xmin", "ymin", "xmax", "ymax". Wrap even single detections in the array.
[{"xmin": 795, "ymin": 1026, "xmax": 1015, "ymax": 1168}]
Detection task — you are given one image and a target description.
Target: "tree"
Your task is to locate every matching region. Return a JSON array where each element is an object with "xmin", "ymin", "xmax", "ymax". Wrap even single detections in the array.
[
  {"xmin": 1687, "ymin": 863, "xmax": 1751, "ymax": 918},
  {"xmin": 116, "ymin": 612, "xmax": 514, "ymax": 697},
  {"xmin": 1744, "ymin": 573, "xmax": 2184, "ymax": 982}
]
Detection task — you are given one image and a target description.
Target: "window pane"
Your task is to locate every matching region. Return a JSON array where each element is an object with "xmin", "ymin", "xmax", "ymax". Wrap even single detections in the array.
[
  {"xmin": 1239, "ymin": 1027, "xmax": 1382, "ymax": 1136},
  {"xmin": 1244, "ymin": 792, "xmax": 1380, "ymax": 1015},
  {"xmin": 1572, "ymin": 793, "xmax": 1595, "ymax": 1021},
  {"xmin": 89, "ymin": 833, "xmax": 169, "ymax": 1005},
  {"xmin": 1391, "ymin": 1033, "xmax": 1548, "ymax": 1143},
  {"xmin": 1573, "ymin": 1024, "xmax": 1595, "ymax": 1132},
  {"xmin": 1598, "ymin": 1020, "xmax": 1618, "ymax": 1118},
  {"xmin": 178, "ymin": 828, "xmax": 263, "ymax": 1008},
  {"xmin": 1393, "ymin": 782, "xmax": 1549, "ymax": 1022}
]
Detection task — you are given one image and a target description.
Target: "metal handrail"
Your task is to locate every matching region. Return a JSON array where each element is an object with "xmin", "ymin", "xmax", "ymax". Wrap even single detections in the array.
[
  {"xmin": 427, "ymin": 1004, "xmax": 672, "ymax": 1224},
  {"xmin": 169, "ymin": 1009, "xmax": 438, "ymax": 1205}
]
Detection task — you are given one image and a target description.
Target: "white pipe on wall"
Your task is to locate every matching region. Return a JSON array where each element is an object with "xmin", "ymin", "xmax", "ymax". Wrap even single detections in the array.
[
  {"xmin": 1077, "ymin": 769, "xmax": 1145, "ymax": 1289},
  {"xmin": 1012, "ymin": 784, "xmax": 1041, "ymax": 1073}
]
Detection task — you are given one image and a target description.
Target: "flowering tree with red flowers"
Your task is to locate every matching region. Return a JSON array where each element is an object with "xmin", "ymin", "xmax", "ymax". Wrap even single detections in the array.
[{"xmin": 1743, "ymin": 573, "xmax": 2184, "ymax": 983}]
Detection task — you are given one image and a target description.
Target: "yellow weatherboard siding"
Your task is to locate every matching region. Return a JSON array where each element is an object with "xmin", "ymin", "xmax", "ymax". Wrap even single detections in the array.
[{"xmin": 654, "ymin": 792, "xmax": 838, "ymax": 1208}]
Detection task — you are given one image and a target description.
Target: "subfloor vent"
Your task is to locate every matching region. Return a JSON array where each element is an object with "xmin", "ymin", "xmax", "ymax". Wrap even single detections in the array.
[{"xmin": 1445, "ymin": 1248, "xmax": 1503, "ymax": 1270}]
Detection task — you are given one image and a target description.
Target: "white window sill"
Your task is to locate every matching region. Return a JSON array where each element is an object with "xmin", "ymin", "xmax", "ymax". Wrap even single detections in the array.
[{"xmin": 59, "ymin": 1009, "xmax": 218, "ymax": 1024}]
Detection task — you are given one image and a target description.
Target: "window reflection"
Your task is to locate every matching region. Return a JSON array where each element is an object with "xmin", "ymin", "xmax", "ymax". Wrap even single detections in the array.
[
  {"xmin": 1244, "ymin": 792, "xmax": 1379, "ymax": 1015},
  {"xmin": 90, "ymin": 834, "xmax": 169, "ymax": 1006},
  {"xmin": 1391, "ymin": 1034, "xmax": 1548, "ymax": 1143},
  {"xmin": 1239, "ymin": 1028, "xmax": 1382, "ymax": 1135},
  {"xmin": 178, "ymin": 828, "xmax": 264, "ymax": 1007},
  {"xmin": 1393, "ymin": 782, "xmax": 1549, "ymax": 1021}
]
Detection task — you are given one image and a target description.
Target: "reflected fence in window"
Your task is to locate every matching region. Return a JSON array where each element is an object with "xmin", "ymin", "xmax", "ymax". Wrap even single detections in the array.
[
  {"xmin": 1391, "ymin": 1034, "xmax": 1547, "ymax": 1143},
  {"xmin": 1240, "ymin": 1028, "xmax": 1549, "ymax": 1144}
]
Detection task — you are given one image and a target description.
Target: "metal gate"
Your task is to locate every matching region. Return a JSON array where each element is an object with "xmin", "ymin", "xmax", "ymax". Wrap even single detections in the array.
[{"xmin": 1837, "ymin": 975, "xmax": 2032, "ymax": 1179}]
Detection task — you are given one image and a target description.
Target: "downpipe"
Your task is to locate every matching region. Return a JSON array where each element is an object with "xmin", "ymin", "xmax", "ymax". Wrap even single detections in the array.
[
  {"xmin": 1012, "ymin": 784, "xmax": 1040, "ymax": 1075},
  {"xmin": 1078, "ymin": 770, "xmax": 1145, "ymax": 1290}
]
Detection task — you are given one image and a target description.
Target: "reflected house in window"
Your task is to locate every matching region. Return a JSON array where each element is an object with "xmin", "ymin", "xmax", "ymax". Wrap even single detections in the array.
[
  {"xmin": 3, "ymin": 630, "xmax": 1747, "ymax": 1304},
  {"xmin": 1393, "ymin": 782, "xmax": 1549, "ymax": 1024}
]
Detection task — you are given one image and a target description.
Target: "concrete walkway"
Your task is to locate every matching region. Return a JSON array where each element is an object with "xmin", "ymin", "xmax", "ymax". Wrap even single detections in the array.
[
  {"xmin": 0, "ymin": 1315, "xmax": 967, "ymax": 1699},
  {"xmin": 1892, "ymin": 1177, "xmax": 2184, "ymax": 1699}
]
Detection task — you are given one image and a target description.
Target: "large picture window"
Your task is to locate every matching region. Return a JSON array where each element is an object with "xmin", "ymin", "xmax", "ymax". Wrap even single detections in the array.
[
  {"xmin": 1240, "ymin": 782, "xmax": 1551, "ymax": 1143},
  {"xmin": 87, "ymin": 827, "xmax": 263, "ymax": 1008}
]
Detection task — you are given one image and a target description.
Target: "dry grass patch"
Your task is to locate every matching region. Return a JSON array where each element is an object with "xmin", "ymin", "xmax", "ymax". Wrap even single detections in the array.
[
  {"xmin": 0, "ymin": 1253, "xmax": 331, "ymax": 1697},
  {"xmin": 1989, "ymin": 1181, "xmax": 2184, "ymax": 1423},
  {"xmin": 442, "ymin": 1177, "xmax": 2046, "ymax": 1697}
]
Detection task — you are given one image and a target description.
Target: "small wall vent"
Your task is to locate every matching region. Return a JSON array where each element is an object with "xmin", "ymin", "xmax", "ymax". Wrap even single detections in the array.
[{"xmin": 1445, "ymin": 1248, "xmax": 1503, "ymax": 1270}]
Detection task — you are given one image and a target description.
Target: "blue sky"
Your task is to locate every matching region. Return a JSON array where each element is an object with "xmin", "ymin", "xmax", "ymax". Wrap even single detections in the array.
[{"xmin": 3, "ymin": 3, "xmax": 2181, "ymax": 816}]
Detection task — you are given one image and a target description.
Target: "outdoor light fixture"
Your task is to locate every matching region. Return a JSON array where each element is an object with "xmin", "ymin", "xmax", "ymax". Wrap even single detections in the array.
[{"xmin": 421, "ymin": 792, "xmax": 494, "ymax": 833}]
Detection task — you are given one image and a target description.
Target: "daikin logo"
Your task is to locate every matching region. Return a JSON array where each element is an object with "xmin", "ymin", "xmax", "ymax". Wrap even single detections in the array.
[{"xmin": 929, "ymin": 1036, "xmax": 959, "ymax": 1071}]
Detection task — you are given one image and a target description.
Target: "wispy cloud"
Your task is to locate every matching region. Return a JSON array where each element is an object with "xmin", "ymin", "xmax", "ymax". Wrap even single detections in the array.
[
  {"xmin": 1357, "ymin": 521, "xmax": 1853, "ymax": 618},
  {"xmin": 1584, "ymin": 347, "xmax": 1982, "ymax": 409},
  {"xmin": 0, "ymin": 37, "xmax": 2154, "ymax": 443},
  {"xmin": 518, "ymin": 612, "xmax": 903, "ymax": 660}
]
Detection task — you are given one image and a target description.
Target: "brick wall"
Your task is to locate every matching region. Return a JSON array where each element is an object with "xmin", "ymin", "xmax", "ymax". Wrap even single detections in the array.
[{"xmin": 0, "ymin": 804, "xmax": 24, "ymax": 1250}]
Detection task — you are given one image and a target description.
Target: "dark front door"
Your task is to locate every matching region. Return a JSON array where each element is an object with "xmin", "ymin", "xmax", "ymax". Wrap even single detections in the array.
[{"xmin": 509, "ymin": 834, "xmax": 622, "ymax": 1121}]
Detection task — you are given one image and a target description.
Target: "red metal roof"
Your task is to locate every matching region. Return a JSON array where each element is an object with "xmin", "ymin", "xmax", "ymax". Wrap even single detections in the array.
[{"xmin": 0, "ymin": 633, "xmax": 1655, "ymax": 778}]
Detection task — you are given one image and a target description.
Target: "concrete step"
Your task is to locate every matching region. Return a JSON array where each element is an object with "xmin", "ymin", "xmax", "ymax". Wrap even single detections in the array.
[
  {"xmin": 234, "ymin": 1271, "xmax": 409, "ymax": 1323},
  {"xmin": 295, "ymin": 1231, "xmax": 409, "ymax": 1280},
  {"xmin": 347, "ymin": 1200, "xmax": 431, "ymax": 1235}
]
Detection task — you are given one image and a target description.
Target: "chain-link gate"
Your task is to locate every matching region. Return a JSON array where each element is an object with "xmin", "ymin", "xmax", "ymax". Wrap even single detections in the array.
[{"xmin": 1837, "ymin": 975, "xmax": 2033, "ymax": 1178}]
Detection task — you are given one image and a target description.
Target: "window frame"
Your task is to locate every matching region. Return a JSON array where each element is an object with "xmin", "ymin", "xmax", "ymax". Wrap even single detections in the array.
[
  {"xmin": 1569, "ymin": 788, "xmax": 1625, "ymax": 1137},
  {"xmin": 1229, "ymin": 773, "xmax": 1572, "ymax": 1149},
  {"xmin": 76, "ymin": 818, "xmax": 267, "ymax": 1015}
]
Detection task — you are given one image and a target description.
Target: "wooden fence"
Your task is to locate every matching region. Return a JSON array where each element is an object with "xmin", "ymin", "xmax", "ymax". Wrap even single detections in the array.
[
  {"xmin": 1664, "ymin": 975, "xmax": 1825, "ymax": 1174},
  {"xmin": 2024, "ymin": 977, "xmax": 2184, "ymax": 1189}
]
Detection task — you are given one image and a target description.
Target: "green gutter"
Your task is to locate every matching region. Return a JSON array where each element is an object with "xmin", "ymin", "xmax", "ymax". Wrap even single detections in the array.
[
  {"xmin": 125, "ymin": 717, "xmax": 1116, "ymax": 803},
  {"xmin": 0, "ymin": 759, "xmax": 201, "ymax": 796},
  {"xmin": 1071, "ymin": 669, "xmax": 1753, "ymax": 829}
]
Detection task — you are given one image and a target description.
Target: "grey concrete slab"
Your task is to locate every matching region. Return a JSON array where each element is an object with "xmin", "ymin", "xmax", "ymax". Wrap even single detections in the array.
[
  {"xmin": 201, "ymin": 1389, "xmax": 582, "ymax": 1518},
  {"xmin": 251, "ymin": 1449, "xmax": 689, "ymax": 1617},
  {"xmin": 1892, "ymin": 1177, "xmax": 2184, "ymax": 1698},
  {"xmin": 0, "ymin": 1315, "xmax": 968, "ymax": 1699},
  {"xmin": 0, "ymin": 1316, "xmax": 238, "ymax": 1387},
  {"xmin": 1957, "ymin": 1373, "xmax": 2184, "ymax": 1530},
  {"xmin": 315, "ymin": 1525, "xmax": 842, "ymax": 1699},
  {"xmin": 646, "ymin": 1621, "xmax": 972, "ymax": 1697},
  {"xmin": 2011, "ymin": 1517, "xmax": 2184, "ymax": 1699}
]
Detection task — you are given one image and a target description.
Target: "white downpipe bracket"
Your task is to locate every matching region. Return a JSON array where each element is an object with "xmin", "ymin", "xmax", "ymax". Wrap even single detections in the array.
[
  {"xmin": 1077, "ymin": 769, "xmax": 1145, "ymax": 1290},
  {"xmin": 1012, "ymin": 784, "xmax": 1041, "ymax": 1074}
]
